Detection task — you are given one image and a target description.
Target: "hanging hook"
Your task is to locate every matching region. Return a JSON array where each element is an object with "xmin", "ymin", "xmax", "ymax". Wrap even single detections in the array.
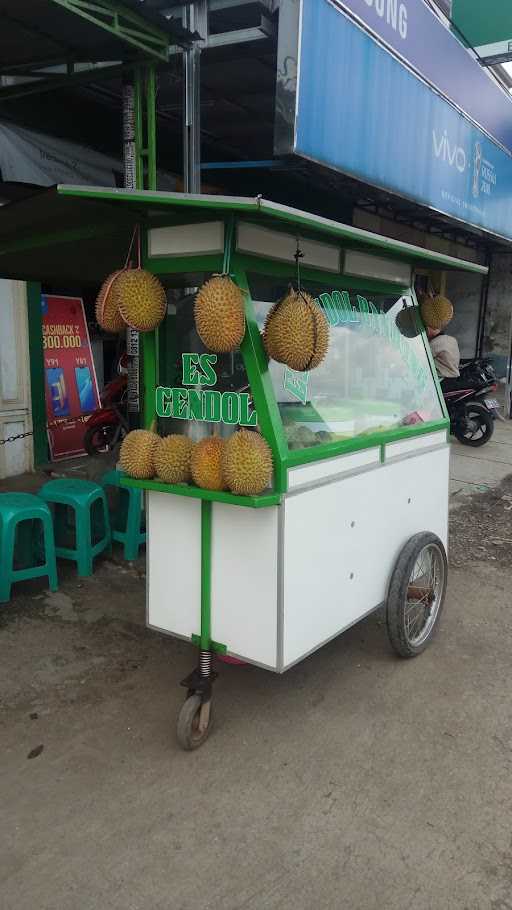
[{"xmin": 294, "ymin": 236, "xmax": 304, "ymax": 292}]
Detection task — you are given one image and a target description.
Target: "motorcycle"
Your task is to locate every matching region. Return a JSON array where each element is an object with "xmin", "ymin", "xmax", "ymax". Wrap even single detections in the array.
[
  {"xmin": 83, "ymin": 361, "xmax": 129, "ymax": 457},
  {"xmin": 443, "ymin": 357, "xmax": 502, "ymax": 447}
]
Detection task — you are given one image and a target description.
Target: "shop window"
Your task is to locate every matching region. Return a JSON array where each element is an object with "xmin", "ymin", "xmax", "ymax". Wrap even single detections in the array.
[
  {"xmin": 248, "ymin": 274, "xmax": 443, "ymax": 450},
  {"xmin": 157, "ymin": 281, "xmax": 255, "ymax": 441}
]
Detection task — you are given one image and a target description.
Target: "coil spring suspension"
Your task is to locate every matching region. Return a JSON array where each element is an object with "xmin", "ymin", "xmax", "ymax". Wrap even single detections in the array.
[{"xmin": 199, "ymin": 649, "xmax": 212, "ymax": 679}]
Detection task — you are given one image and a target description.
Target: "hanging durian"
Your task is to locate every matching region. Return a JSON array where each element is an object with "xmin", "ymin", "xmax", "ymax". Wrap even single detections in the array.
[
  {"xmin": 95, "ymin": 270, "xmax": 125, "ymax": 333},
  {"xmin": 194, "ymin": 275, "xmax": 245, "ymax": 352},
  {"xmin": 222, "ymin": 430, "xmax": 272, "ymax": 496},
  {"xmin": 154, "ymin": 434, "xmax": 193, "ymax": 485},
  {"xmin": 191, "ymin": 436, "xmax": 226, "ymax": 491},
  {"xmin": 419, "ymin": 294, "xmax": 453, "ymax": 331},
  {"xmin": 119, "ymin": 429, "xmax": 160, "ymax": 479},
  {"xmin": 111, "ymin": 268, "xmax": 167, "ymax": 332},
  {"xmin": 263, "ymin": 288, "xmax": 329, "ymax": 371}
]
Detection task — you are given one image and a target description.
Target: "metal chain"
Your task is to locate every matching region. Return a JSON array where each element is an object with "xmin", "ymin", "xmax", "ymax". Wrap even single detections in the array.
[
  {"xmin": 0, "ymin": 415, "xmax": 86, "ymax": 445},
  {"xmin": 0, "ymin": 430, "xmax": 34, "ymax": 446}
]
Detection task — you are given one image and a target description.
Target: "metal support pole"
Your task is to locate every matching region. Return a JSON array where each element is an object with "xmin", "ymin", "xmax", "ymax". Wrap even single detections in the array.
[
  {"xmin": 142, "ymin": 65, "xmax": 158, "ymax": 429},
  {"xmin": 123, "ymin": 76, "xmax": 140, "ymax": 430},
  {"xmin": 183, "ymin": 2, "xmax": 208, "ymax": 193}
]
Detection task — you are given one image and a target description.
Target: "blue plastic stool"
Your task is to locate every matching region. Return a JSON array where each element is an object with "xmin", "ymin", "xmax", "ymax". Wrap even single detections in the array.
[
  {"xmin": 39, "ymin": 479, "xmax": 111, "ymax": 577},
  {"xmin": 0, "ymin": 493, "xmax": 58, "ymax": 603},
  {"xmin": 100, "ymin": 469, "xmax": 146, "ymax": 561}
]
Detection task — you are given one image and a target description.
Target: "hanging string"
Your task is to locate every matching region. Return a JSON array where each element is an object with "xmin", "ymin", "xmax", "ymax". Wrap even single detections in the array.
[
  {"xmin": 124, "ymin": 223, "xmax": 141, "ymax": 270},
  {"xmin": 294, "ymin": 236, "xmax": 318, "ymax": 372}
]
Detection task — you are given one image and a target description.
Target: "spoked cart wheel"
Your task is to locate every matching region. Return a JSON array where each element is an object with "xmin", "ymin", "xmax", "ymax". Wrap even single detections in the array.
[{"xmin": 386, "ymin": 532, "xmax": 448, "ymax": 658}]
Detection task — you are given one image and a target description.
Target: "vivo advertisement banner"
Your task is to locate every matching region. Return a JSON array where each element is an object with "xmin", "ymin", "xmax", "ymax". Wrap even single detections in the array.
[
  {"xmin": 334, "ymin": 0, "xmax": 512, "ymax": 154},
  {"xmin": 293, "ymin": 0, "xmax": 512, "ymax": 241}
]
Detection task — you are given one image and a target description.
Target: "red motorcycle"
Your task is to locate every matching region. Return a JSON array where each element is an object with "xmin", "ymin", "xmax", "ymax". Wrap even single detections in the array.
[{"xmin": 83, "ymin": 361, "xmax": 128, "ymax": 457}]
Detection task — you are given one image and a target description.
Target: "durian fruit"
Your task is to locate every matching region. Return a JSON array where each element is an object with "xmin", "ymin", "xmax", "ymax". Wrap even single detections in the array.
[
  {"xmin": 154, "ymin": 434, "xmax": 193, "ymax": 485},
  {"xmin": 315, "ymin": 430, "xmax": 333, "ymax": 445},
  {"xmin": 419, "ymin": 294, "xmax": 453, "ymax": 331},
  {"xmin": 263, "ymin": 289, "xmax": 329, "ymax": 371},
  {"xmin": 95, "ymin": 270, "xmax": 125, "ymax": 333},
  {"xmin": 191, "ymin": 436, "xmax": 226, "ymax": 491},
  {"xmin": 194, "ymin": 275, "xmax": 245, "ymax": 352},
  {"xmin": 111, "ymin": 268, "xmax": 167, "ymax": 332},
  {"xmin": 119, "ymin": 429, "xmax": 159, "ymax": 479},
  {"xmin": 222, "ymin": 430, "xmax": 272, "ymax": 496},
  {"xmin": 287, "ymin": 424, "xmax": 317, "ymax": 449}
]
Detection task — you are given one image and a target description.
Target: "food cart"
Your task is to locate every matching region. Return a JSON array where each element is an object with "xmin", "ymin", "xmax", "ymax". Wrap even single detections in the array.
[{"xmin": 0, "ymin": 186, "xmax": 489, "ymax": 749}]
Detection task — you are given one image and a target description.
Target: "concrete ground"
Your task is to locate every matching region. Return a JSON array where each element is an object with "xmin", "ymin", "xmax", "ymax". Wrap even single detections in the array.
[{"xmin": 2, "ymin": 432, "xmax": 512, "ymax": 910}]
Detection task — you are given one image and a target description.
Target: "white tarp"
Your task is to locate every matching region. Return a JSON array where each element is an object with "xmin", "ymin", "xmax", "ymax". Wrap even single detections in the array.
[{"xmin": 0, "ymin": 120, "xmax": 176, "ymax": 189}]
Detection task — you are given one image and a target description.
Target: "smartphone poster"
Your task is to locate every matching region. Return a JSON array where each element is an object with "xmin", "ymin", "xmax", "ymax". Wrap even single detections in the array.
[{"xmin": 42, "ymin": 295, "xmax": 100, "ymax": 459}]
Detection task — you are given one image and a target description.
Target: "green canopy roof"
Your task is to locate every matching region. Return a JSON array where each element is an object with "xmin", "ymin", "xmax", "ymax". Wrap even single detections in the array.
[{"xmin": 0, "ymin": 184, "xmax": 488, "ymax": 285}]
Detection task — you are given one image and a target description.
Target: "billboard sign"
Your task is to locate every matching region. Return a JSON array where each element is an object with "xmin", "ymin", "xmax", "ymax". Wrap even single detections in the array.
[
  {"xmin": 332, "ymin": 0, "xmax": 512, "ymax": 152},
  {"xmin": 42, "ymin": 295, "xmax": 100, "ymax": 459},
  {"xmin": 276, "ymin": 0, "xmax": 512, "ymax": 242}
]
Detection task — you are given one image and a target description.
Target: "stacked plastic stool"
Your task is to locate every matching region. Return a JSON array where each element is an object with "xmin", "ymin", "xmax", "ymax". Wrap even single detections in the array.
[
  {"xmin": 39, "ymin": 479, "xmax": 111, "ymax": 577},
  {"xmin": 100, "ymin": 469, "xmax": 146, "ymax": 561},
  {"xmin": 0, "ymin": 493, "xmax": 58, "ymax": 603}
]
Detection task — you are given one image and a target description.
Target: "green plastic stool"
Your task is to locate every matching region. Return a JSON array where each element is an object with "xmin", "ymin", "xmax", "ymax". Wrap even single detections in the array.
[
  {"xmin": 39, "ymin": 479, "xmax": 111, "ymax": 577},
  {"xmin": 100, "ymin": 469, "xmax": 146, "ymax": 561},
  {"xmin": 0, "ymin": 493, "xmax": 58, "ymax": 603}
]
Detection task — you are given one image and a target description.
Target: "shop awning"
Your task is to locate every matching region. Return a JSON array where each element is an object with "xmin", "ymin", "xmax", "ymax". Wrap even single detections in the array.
[{"xmin": 0, "ymin": 184, "xmax": 489, "ymax": 285}]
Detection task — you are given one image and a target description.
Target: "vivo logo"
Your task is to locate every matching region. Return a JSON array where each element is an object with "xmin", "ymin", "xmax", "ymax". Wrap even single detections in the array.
[
  {"xmin": 363, "ymin": 0, "xmax": 408, "ymax": 40},
  {"xmin": 432, "ymin": 129, "xmax": 466, "ymax": 173}
]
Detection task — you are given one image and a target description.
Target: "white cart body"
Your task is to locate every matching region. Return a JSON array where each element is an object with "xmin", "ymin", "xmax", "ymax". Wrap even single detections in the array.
[{"xmin": 148, "ymin": 429, "xmax": 448, "ymax": 671}]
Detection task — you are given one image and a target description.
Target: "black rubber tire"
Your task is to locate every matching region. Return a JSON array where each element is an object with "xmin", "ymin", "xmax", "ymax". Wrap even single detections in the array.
[
  {"xmin": 386, "ymin": 532, "xmax": 448, "ymax": 659},
  {"xmin": 176, "ymin": 695, "xmax": 213, "ymax": 751},
  {"xmin": 453, "ymin": 403, "xmax": 494, "ymax": 447},
  {"xmin": 84, "ymin": 423, "xmax": 120, "ymax": 457}
]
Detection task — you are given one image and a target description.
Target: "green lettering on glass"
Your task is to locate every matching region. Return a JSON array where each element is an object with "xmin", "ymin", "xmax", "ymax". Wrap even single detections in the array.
[
  {"xmin": 333, "ymin": 289, "xmax": 359, "ymax": 323},
  {"xmin": 172, "ymin": 389, "xmax": 189, "ymax": 420},
  {"xmin": 239, "ymin": 393, "xmax": 258, "ymax": 426},
  {"xmin": 203, "ymin": 390, "xmax": 221, "ymax": 422},
  {"xmin": 199, "ymin": 353, "xmax": 218, "ymax": 386},
  {"xmin": 155, "ymin": 386, "xmax": 172, "ymax": 418},
  {"xmin": 221, "ymin": 392, "xmax": 239, "ymax": 425},
  {"xmin": 284, "ymin": 367, "xmax": 310, "ymax": 405},
  {"xmin": 182, "ymin": 353, "xmax": 200, "ymax": 386},
  {"xmin": 156, "ymin": 353, "xmax": 259, "ymax": 426},
  {"xmin": 356, "ymin": 295, "xmax": 370, "ymax": 325},
  {"xmin": 318, "ymin": 292, "xmax": 339, "ymax": 326},
  {"xmin": 188, "ymin": 389, "xmax": 204, "ymax": 420}
]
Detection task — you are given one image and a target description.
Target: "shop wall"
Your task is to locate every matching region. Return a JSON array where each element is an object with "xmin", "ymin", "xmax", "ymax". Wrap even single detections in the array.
[
  {"xmin": 0, "ymin": 280, "xmax": 33, "ymax": 479},
  {"xmin": 445, "ymin": 271, "xmax": 483, "ymax": 360},
  {"xmin": 482, "ymin": 253, "xmax": 512, "ymax": 379}
]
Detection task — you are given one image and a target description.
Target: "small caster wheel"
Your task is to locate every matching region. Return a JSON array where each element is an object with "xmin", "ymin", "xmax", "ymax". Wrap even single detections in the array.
[{"xmin": 177, "ymin": 694, "xmax": 213, "ymax": 751}]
